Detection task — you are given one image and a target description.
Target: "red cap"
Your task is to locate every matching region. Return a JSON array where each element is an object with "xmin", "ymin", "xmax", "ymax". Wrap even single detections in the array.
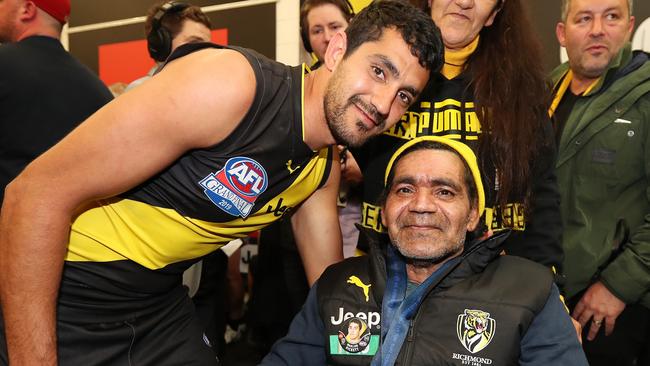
[{"xmin": 32, "ymin": 0, "xmax": 71, "ymax": 24}]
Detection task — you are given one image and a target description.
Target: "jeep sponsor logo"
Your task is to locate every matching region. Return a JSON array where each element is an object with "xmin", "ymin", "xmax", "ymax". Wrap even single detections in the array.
[{"xmin": 330, "ymin": 307, "xmax": 380, "ymax": 328}]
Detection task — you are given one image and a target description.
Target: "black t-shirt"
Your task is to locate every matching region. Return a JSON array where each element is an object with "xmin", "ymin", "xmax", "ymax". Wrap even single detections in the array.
[
  {"xmin": 0, "ymin": 36, "xmax": 113, "ymax": 202},
  {"xmin": 553, "ymin": 88, "xmax": 580, "ymax": 144}
]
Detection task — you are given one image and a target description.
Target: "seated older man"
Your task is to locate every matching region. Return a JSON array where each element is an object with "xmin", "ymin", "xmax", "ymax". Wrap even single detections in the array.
[{"xmin": 260, "ymin": 136, "xmax": 587, "ymax": 366}]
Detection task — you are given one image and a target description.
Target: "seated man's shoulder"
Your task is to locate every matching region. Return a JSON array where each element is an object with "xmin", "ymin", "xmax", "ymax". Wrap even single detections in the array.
[
  {"xmin": 488, "ymin": 255, "xmax": 553, "ymax": 284},
  {"xmin": 318, "ymin": 256, "xmax": 379, "ymax": 308},
  {"xmin": 321, "ymin": 256, "xmax": 371, "ymax": 281},
  {"xmin": 462, "ymin": 255, "xmax": 554, "ymax": 313}
]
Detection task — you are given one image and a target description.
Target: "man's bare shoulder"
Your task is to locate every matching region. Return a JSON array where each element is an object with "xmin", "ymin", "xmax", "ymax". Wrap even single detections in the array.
[
  {"xmin": 134, "ymin": 47, "xmax": 257, "ymax": 148},
  {"xmin": 163, "ymin": 47, "xmax": 255, "ymax": 84}
]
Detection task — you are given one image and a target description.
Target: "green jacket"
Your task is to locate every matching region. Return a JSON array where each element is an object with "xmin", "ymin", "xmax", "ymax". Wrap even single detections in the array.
[{"xmin": 550, "ymin": 45, "xmax": 650, "ymax": 307}]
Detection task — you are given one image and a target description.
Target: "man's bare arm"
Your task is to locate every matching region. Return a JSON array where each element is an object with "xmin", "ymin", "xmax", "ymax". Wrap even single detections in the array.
[
  {"xmin": 0, "ymin": 48, "xmax": 256, "ymax": 365},
  {"xmin": 292, "ymin": 153, "xmax": 344, "ymax": 285}
]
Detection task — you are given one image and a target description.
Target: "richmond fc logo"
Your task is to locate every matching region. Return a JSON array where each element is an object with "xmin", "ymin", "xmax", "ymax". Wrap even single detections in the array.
[
  {"xmin": 456, "ymin": 309, "xmax": 496, "ymax": 354},
  {"xmin": 199, "ymin": 157, "xmax": 268, "ymax": 218}
]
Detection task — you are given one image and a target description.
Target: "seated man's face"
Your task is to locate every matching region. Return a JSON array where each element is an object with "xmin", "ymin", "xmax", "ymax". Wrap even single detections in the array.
[
  {"xmin": 381, "ymin": 149, "xmax": 479, "ymax": 263},
  {"xmin": 171, "ymin": 19, "xmax": 212, "ymax": 52}
]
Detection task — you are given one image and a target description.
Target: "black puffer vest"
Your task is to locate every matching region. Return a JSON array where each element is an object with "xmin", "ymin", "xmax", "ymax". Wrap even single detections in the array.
[{"xmin": 317, "ymin": 230, "xmax": 553, "ymax": 366}]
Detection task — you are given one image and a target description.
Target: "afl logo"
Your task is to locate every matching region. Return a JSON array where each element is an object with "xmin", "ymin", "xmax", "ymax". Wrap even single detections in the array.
[
  {"xmin": 225, "ymin": 157, "xmax": 268, "ymax": 196},
  {"xmin": 199, "ymin": 157, "xmax": 269, "ymax": 218}
]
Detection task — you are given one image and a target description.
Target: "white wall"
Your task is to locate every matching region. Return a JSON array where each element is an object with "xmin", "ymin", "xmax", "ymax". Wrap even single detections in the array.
[{"xmin": 275, "ymin": 0, "xmax": 301, "ymax": 65}]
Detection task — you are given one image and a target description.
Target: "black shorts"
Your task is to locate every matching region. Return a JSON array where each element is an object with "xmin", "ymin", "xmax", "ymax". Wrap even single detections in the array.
[{"xmin": 1, "ymin": 265, "xmax": 219, "ymax": 365}]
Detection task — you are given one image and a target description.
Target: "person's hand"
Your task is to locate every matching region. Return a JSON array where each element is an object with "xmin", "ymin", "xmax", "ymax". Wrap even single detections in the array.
[
  {"xmin": 570, "ymin": 316, "xmax": 583, "ymax": 344},
  {"xmin": 572, "ymin": 281, "xmax": 626, "ymax": 341}
]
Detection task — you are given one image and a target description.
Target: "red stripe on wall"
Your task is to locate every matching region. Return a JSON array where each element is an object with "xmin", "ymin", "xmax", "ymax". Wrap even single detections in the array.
[{"xmin": 99, "ymin": 28, "xmax": 228, "ymax": 85}]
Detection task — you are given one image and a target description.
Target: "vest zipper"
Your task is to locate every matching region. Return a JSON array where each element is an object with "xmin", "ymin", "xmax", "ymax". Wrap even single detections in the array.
[
  {"xmin": 399, "ymin": 319, "xmax": 416, "ymax": 365},
  {"xmin": 407, "ymin": 319, "xmax": 415, "ymax": 341}
]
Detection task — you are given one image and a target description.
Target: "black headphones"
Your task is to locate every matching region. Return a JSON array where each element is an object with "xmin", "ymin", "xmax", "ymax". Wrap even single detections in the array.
[
  {"xmin": 300, "ymin": 0, "xmax": 354, "ymax": 54},
  {"xmin": 147, "ymin": 1, "xmax": 190, "ymax": 62}
]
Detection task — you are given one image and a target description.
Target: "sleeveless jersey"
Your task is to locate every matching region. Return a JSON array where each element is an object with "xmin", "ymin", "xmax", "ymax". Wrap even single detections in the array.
[{"xmin": 62, "ymin": 44, "xmax": 333, "ymax": 293}]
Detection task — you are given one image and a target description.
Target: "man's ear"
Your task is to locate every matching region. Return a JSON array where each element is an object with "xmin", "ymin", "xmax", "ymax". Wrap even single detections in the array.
[
  {"xmin": 20, "ymin": 0, "xmax": 38, "ymax": 22},
  {"xmin": 626, "ymin": 16, "xmax": 635, "ymax": 40},
  {"xmin": 323, "ymin": 31, "xmax": 348, "ymax": 72},
  {"xmin": 380, "ymin": 205, "xmax": 387, "ymax": 228},
  {"xmin": 466, "ymin": 206, "xmax": 480, "ymax": 232},
  {"xmin": 556, "ymin": 22, "xmax": 567, "ymax": 47}
]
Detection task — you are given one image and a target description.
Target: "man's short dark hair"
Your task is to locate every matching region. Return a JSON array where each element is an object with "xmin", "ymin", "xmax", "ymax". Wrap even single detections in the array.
[
  {"xmin": 380, "ymin": 141, "xmax": 479, "ymax": 210},
  {"xmin": 144, "ymin": 1, "xmax": 212, "ymax": 39},
  {"xmin": 344, "ymin": 0, "xmax": 444, "ymax": 72}
]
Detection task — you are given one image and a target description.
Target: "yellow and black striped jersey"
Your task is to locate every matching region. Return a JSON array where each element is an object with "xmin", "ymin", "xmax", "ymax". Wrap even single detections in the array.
[{"xmin": 63, "ymin": 44, "xmax": 333, "ymax": 294}]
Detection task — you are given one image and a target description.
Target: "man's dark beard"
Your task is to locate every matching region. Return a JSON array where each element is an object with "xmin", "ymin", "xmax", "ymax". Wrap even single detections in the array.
[
  {"xmin": 351, "ymin": 95, "xmax": 386, "ymax": 128},
  {"xmin": 324, "ymin": 93, "xmax": 387, "ymax": 148}
]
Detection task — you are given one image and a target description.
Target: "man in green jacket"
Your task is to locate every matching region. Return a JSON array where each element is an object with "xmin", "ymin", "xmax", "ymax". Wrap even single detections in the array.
[{"xmin": 550, "ymin": 0, "xmax": 650, "ymax": 364}]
